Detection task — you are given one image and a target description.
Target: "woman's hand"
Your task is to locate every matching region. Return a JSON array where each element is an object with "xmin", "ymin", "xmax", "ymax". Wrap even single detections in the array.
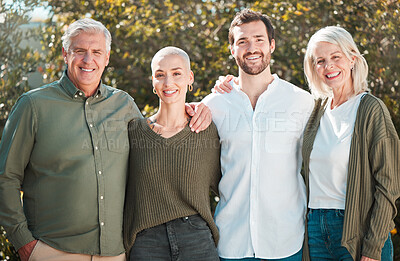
[
  {"xmin": 212, "ymin": 75, "xmax": 237, "ymax": 93},
  {"xmin": 360, "ymin": 256, "xmax": 378, "ymax": 261}
]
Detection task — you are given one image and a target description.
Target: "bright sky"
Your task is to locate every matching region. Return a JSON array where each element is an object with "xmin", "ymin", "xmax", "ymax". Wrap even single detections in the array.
[{"xmin": 4, "ymin": 0, "xmax": 51, "ymax": 22}]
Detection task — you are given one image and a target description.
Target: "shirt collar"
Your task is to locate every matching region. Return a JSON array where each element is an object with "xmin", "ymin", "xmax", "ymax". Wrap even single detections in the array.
[
  {"xmin": 231, "ymin": 73, "xmax": 280, "ymax": 92},
  {"xmin": 59, "ymin": 69, "xmax": 108, "ymax": 100}
]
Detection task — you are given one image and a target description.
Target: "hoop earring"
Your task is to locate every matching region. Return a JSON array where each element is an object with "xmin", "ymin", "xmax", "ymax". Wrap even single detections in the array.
[
  {"xmin": 153, "ymin": 88, "xmax": 157, "ymax": 94},
  {"xmin": 188, "ymin": 84, "xmax": 193, "ymax": 92}
]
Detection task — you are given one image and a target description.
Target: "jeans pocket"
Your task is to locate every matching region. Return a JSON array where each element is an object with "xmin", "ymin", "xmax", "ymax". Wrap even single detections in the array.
[
  {"xmin": 337, "ymin": 209, "xmax": 345, "ymax": 218},
  {"xmin": 186, "ymin": 215, "xmax": 209, "ymax": 230}
]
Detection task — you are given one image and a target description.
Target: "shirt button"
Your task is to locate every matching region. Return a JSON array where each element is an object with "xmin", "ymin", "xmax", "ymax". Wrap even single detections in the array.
[
  {"xmin": 100, "ymin": 196, "xmax": 104, "ymax": 199},
  {"xmin": 98, "ymin": 171, "xmax": 102, "ymax": 175},
  {"xmin": 74, "ymin": 94, "xmax": 78, "ymax": 98},
  {"xmin": 101, "ymin": 222, "xmax": 104, "ymax": 226},
  {"xmin": 86, "ymin": 101, "xmax": 89, "ymax": 105},
  {"xmin": 89, "ymin": 124, "xmax": 93, "ymax": 128},
  {"xmin": 96, "ymin": 95, "xmax": 99, "ymax": 98},
  {"xmin": 95, "ymin": 146, "xmax": 98, "ymax": 150},
  {"xmin": 79, "ymin": 92, "xmax": 83, "ymax": 96}
]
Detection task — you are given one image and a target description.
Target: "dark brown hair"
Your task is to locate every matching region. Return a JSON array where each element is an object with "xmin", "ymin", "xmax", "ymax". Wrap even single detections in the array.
[{"xmin": 228, "ymin": 9, "xmax": 275, "ymax": 45}]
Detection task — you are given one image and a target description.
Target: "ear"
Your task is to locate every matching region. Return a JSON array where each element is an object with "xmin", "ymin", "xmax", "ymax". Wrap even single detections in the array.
[
  {"xmin": 62, "ymin": 47, "xmax": 68, "ymax": 64},
  {"xmin": 105, "ymin": 51, "xmax": 111, "ymax": 66},
  {"xmin": 270, "ymin": 39, "xmax": 276, "ymax": 54},
  {"xmin": 189, "ymin": 70, "xmax": 194, "ymax": 85},
  {"xmin": 229, "ymin": 44, "xmax": 235, "ymax": 56}
]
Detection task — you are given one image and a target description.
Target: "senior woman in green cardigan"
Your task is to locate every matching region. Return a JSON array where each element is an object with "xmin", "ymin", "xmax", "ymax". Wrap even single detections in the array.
[
  {"xmin": 302, "ymin": 26, "xmax": 400, "ymax": 261},
  {"xmin": 123, "ymin": 46, "xmax": 221, "ymax": 260}
]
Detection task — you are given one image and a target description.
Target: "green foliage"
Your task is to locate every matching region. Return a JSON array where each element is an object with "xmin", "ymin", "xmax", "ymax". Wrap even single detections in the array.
[
  {"xmin": 0, "ymin": 0, "xmax": 42, "ymax": 135},
  {"xmin": 0, "ymin": 226, "xmax": 18, "ymax": 261}
]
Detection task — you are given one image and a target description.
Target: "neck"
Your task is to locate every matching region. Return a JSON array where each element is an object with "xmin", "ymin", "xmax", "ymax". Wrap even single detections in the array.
[
  {"xmin": 331, "ymin": 84, "xmax": 355, "ymax": 109},
  {"xmin": 238, "ymin": 68, "xmax": 274, "ymax": 109},
  {"xmin": 67, "ymin": 70, "xmax": 99, "ymax": 97},
  {"xmin": 153, "ymin": 101, "xmax": 188, "ymax": 127}
]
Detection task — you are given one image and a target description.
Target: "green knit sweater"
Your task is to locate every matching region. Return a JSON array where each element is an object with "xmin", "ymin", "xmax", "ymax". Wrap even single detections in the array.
[
  {"xmin": 301, "ymin": 94, "xmax": 400, "ymax": 261},
  {"xmin": 123, "ymin": 118, "xmax": 221, "ymax": 253}
]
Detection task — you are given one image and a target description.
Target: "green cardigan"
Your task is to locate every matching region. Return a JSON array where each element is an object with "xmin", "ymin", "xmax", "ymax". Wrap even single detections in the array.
[
  {"xmin": 302, "ymin": 94, "xmax": 400, "ymax": 260},
  {"xmin": 123, "ymin": 118, "xmax": 221, "ymax": 253}
]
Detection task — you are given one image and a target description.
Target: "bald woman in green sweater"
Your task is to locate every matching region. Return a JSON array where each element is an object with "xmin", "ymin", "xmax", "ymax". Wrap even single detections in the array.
[{"xmin": 123, "ymin": 46, "xmax": 221, "ymax": 261}]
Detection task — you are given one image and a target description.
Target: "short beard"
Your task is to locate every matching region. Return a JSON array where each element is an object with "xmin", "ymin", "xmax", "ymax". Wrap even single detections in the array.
[{"xmin": 237, "ymin": 51, "xmax": 271, "ymax": 75}]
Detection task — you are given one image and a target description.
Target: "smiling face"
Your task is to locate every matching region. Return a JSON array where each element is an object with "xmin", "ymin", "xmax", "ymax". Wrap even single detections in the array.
[
  {"xmin": 62, "ymin": 31, "xmax": 110, "ymax": 95},
  {"xmin": 152, "ymin": 54, "xmax": 194, "ymax": 105},
  {"xmin": 230, "ymin": 20, "xmax": 275, "ymax": 75},
  {"xmin": 314, "ymin": 41, "xmax": 354, "ymax": 93}
]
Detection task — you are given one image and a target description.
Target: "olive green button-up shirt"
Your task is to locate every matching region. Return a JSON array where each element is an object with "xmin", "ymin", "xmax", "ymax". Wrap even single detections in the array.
[{"xmin": 0, "ymin": 71, "xmax": 142, "ymax": 256}]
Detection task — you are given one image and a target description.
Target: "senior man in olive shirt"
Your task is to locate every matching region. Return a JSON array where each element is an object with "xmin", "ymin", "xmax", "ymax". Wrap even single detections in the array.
[{"xmin": 0, "ymin": 18, "xmax": 210, "ymax": 261}]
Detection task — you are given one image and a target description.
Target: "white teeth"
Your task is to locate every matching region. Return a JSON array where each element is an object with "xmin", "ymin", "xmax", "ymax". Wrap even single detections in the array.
[
  {"xmin": 247, "ymin": 56, "xmax": 260, "ymax": 60},
  {"xmin": 164, "ymin": 90, "xmax": 176, "ymax": 94},
  {"xmin": 81, "ymin": 68, "xmax": 94, "ymax": 72},
  {"xmin": 326, "ymin": 72, "xmax": 340, "ymax": 78}
]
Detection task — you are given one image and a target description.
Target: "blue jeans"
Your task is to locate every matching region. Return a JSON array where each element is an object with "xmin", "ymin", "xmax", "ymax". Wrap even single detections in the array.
[
  {"xmin": 307, "ymin": 209, "xmax": 393, "ymax": 261},
  {"xmin": 129, "ymin": 214, "xmax": 219, "ymax": 261},
  {"xmin": 219, "ymin": 248, "xmax": 302, "ymax": 261}
]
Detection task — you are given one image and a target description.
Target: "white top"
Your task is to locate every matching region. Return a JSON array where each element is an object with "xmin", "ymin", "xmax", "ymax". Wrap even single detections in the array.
[
  {"xmin": 309, "ymin": 93, "xmax": 365, "ymax": 210},
  {"xmin": 202, "ymin": 74, "xmax": 314, "ymax": 259}
]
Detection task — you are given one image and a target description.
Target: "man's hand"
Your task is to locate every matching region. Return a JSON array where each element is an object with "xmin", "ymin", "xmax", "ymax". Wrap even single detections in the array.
[
  {"xmin": 18, "ymin": 239, "xmax": 38, "ymax": 261},
  {"xmin": 360, "ymin": 256, "xmax": 378, "ymax": 261},
  {"xmin": 185, "ymin": 102, "xmax": 212, "ymax": 133},
  {"xmin": 212, "ymin": 75, "xmax": 238, "ymax": 94}
]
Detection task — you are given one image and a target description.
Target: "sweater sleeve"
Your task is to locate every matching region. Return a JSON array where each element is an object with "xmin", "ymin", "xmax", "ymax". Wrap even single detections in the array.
[{"xmin": 361, "ymin": 100, "xmax": 400, "ymax": 259}]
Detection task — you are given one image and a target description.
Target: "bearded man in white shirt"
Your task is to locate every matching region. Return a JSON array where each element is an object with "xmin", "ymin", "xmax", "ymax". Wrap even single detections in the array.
[{"xmin": 202, "ymin": 9, "xmax": 314, "ymax": 261}]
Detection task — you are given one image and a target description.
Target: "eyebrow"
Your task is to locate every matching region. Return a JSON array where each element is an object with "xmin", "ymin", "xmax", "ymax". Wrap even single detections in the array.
[
  {"xmin": 154, "ymin": 67, "xmax": 183, "ymax": 72},
  {"xmin": 316, "ymin": 51, "xmax": 342, "ymax": 60},
  {"xmin": 237, "ymin": 35, "xmax": 265, "ymax": 41}
]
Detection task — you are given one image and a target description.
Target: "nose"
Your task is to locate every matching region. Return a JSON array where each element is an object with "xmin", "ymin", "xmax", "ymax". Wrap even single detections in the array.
[
  {"xmin": 83, "ymin": 53, "xmax": 93, "ymax": 63},
  {"xmin": 325, "ymin": 62, "xmax": 334, "ymax": 69},
  {"xmin": 247, "ymin": 41, "xmax": 257, "ymax": 53},
  {"xmin": 164, "ymin": 75, "xmax": 173, "ymax": 86}
]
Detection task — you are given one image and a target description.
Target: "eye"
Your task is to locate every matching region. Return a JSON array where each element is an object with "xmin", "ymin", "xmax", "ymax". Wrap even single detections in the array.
[
  {"xmin": 93, "ymin": 51, "xmax": 102, "ymax": 56},
  {"xmin": 173, "ymin": 72, "xmax": 181, "ymax": 76},
  {"xmin": 155, "ymin": 73, "xmax": 164, "ymax": 78},
  {"xmin": 316, "ymin": 59, "xmax": 324, "ymax": 65},
  {"xmin": 75, "ymin": 50, "xmax": 85, "ymax": 54},
  {"xmin": 237, "ymin": 40, "xmax": 246, "ymax": 45},
  {"xmin": 333, "ymin": 55, "xmax": 340, "ymax": 59},
  {"xmin": 256, "ymin": 38, "xmax": 264, "ymax": 42}
]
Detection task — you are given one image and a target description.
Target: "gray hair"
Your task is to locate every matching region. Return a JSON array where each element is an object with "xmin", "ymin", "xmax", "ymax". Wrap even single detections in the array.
[
  {"xmin": 151, "ymin": 46, "xmax": 191, "ymax": 73},
  {"xmin": 61, "ymin": 18, "xmax": 112, "ymax": 53},
  {"xmin": 304, "ymin": 26, "xmax": 369, "ymax": 98}
]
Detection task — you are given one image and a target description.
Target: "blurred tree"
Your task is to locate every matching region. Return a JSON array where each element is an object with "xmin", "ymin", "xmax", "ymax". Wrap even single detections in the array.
[
  {"xmin": 0, "ymin": 0, "xmax": 42, "ymax": 136},
  {"xmin": 0, "ymin": 0, "xmax": 42, "ymax": 259}
]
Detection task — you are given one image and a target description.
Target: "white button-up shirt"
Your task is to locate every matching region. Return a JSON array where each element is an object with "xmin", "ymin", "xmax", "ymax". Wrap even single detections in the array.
[{"xmin": 203, "ymin": 74, "xmax": 314, "ymax": 259}]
